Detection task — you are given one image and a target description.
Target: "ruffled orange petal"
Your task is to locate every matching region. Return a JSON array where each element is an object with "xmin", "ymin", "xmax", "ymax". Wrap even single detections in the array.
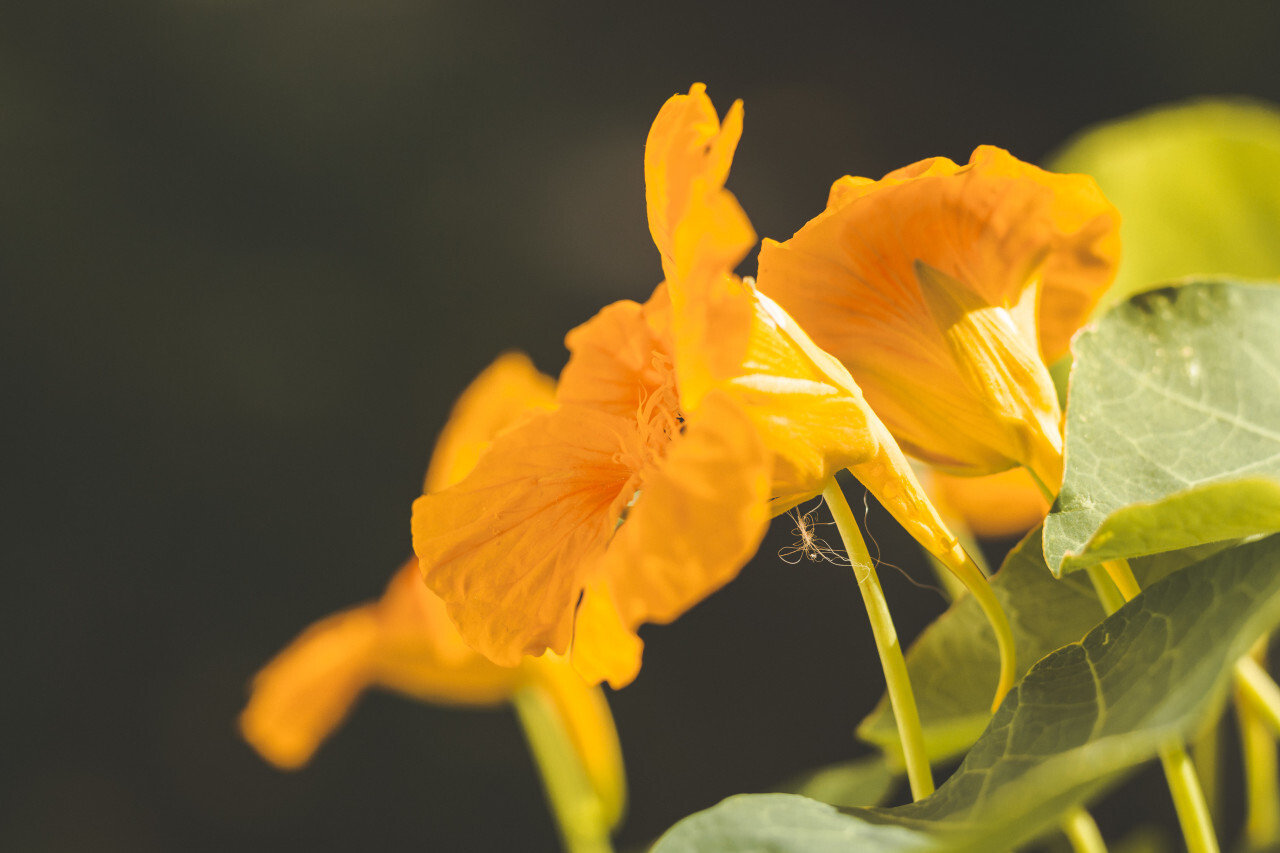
[
  {"xmin": 757, "ymin": 145, "xmax": 1119, "ymax": 477},
  {"xmin": 577, "ymin": 390, "xmax": 771, "ymax": 688},
  {"xmin": 412, "ymin": 405, "xmax": 634, "ymax": 666},
  {"xmin": 556, "ymin": 292, "xmax": 675, "ymax": 419},
  {"xmin": 646, "ymin": 83, "xmax": 744, "ymax": 284},
  {"xmin": 425, "ymin": 352, "xmax": 556, "ymax": 493}
]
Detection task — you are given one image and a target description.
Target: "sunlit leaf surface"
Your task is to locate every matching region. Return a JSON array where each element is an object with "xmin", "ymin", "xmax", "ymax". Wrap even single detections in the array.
[{"xmin": 1045, "ymin": 281, "xmax": 1280, "ymax": 575}]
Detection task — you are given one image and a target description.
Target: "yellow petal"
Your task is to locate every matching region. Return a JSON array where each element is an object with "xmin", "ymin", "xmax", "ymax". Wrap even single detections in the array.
[
  {"xmin": 425, "ymin": 352, "xmax": 557, "ymax": 493},
  {"xmin": 645, "ymin": 83, "xmax": 745, "ymax": 283},
  {"xmin": 566, "ymin": 578, "xmax": 645, "ymax": 692},
  {"xmin": 413, "ymin": 406, "xmax": 634, "ymax": 666},
  {"xmin": 914, "ymin": 260, "xmax": 1064, "ymax": 489}
]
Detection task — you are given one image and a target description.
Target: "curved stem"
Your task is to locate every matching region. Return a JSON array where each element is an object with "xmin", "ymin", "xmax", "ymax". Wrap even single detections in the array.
[
  {"xmin": 1060, "ymin": 807, "xmax": 1108, "ymax": 853},
  {"xmin": 1236, "ymin": 655, "xmax": 1280, "ymax": 736},
  {"xmin": 1235, "ymin": 645, "xmax": 1280, "ymax": 849},
  {"xmin": 940, "ymin": 548, "xmax": 1017, "ymax": 710},
  {"xmin": 823, "ymin": 479, "xmax": 934, "ymax": 800},
  {"xmin": 1101, "ymin": 559, "xmax": 1141, "ymax": 601},
  {"xmin": 1090, "ymin": 559, "xmax": 1220, "ymax": 853},
  {"xmin": 1084, "ymin": 564, "xmax": 1126, "ymax": 616},
  {"xmin": 1160, "ymin": 743, "xmax": 1220, "ymax": 853},
  {"xmin": 514, "ymin": 685, "xmax": 616, "ymax": 853}
]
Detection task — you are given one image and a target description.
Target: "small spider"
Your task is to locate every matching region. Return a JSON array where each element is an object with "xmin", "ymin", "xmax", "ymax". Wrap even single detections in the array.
[{"xmin": 778, "ymin": 498, "xmax": 851, "ymax": 565}]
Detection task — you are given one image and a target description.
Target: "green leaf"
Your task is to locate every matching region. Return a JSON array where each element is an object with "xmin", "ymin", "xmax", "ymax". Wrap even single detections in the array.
[
  {"xmin": 655, "ymin": 534, "xmax": 1280, "ymax": 853},
  {"xmin": 1055, "ymin": 478, "xmax": 1280, "ymax": 574},
  {"xmin": 1049, "ymin": 98, "xmax": 1280, "ymax": 314},
  {"xmin": 775, "ymin": 754, "xmax": 896, "ymax": 808},
  {"xmin": 1044, "ymin": 281, "xmax": 1280, "ymax": 575}
]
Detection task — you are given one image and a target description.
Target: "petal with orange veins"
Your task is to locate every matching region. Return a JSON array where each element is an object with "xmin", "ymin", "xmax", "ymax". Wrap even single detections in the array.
[
  {"xmin": 412, "ymin": 405, "xmax": 635, "ymax": 666},
  {"xmin": 557, "ymin": 291, "xmax": 675, "ymax": 419},
  {"xmin": 370, "ymin": 559, "xmax": 523, "ymax": 705},
  {"xmin": 425, "ymin": 352, "xmax": 557, "ymax": 493},
  {"xmin": 575, "ymin": 390, "xmax": 771, "ymax": 688}
]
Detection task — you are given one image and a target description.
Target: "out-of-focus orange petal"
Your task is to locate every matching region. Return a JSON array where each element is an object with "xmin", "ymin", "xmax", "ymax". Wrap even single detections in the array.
[
  {"xmin": 757, "ymin": 145, "xmax": 1119, "ymax": 477},
  {"xmin": 240, "ymin": 606, "xmax": 380, "ymax": 770},
  {"xmin": 245, "ymin": 352, "xmax": 562, "ymax": 769},
  {"xmin": 412, "ymin": 406, "xmax": 634, "ymax": 666},
  {"xmin": 929, "ymin": 467, "xmax": 1051, "ymax": 539},
  {"xmin": 240, "ymin": 559, "xmax": 525, "ymax": 770},
  {"xmin": 425, "ymin": 352, "xmax": 556, "ymax": 493}
]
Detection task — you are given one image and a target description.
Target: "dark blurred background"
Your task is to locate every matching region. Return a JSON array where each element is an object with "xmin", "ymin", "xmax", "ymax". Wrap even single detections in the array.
[{"xmin": 5, "ymin": 1, "xmax": 1280, "ymax": 850}]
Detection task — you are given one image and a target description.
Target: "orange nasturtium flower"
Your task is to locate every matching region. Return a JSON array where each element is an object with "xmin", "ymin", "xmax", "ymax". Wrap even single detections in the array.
[
  {"xmin": 239, "ymin": 354, "xmax": 624, "ymax": 827},
  {"xmin": 757, "ymin": 148, "xmax": 1121, "ymax": 494},
  {"xmin": 414, "ymin": 84, "xmax": 1016, "ymax": 704}
]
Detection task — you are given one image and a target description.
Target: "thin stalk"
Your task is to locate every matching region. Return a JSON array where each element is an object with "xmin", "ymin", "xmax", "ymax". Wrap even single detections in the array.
[
  {"xmin": 1091, "ymin": 559, "xmax": 1219, "ymax": 853},
  {"xmin": 1060, "ymin": 807, "xmax": 1108, "ymax": 853},
  {"xmin": 824, "ymin": 478, "xmax": 934, "ymax": 800},
  {"xmin": 1190, "ymin": 713, "xmax": 1223, "ymax": 827},
  {"xmin": 934, "ymin": 545, "xmax": 1017, "ymax": 710},
  {"xmin": 1084, "ymin": 564, "xmax": 1126, "ymax": 616},
  {"xmin": 1101, "ymin": 559, "xmax": 1141, "ymax": 601},
  {"xmin": 1235, "ymin": 643, "xmax": 1280, "ymax": 849},
  {"xmin": 513, "ymin": 686, "xmax": 616, "ymax": 853},
  {"xmin": 1160, "ymin": 743, "xmax": 1220, "ymax": 853},
  {"xmin": 1236, "ymin": 655, "xmax": 1280, "ymax": 736}
]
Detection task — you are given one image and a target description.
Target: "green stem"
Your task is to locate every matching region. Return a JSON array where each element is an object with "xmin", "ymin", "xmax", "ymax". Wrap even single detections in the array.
[
  {"xmin": 1083, "ymin": 563, "xmax": 1125, "ymax": 616},
  {"xmin": 1087, "ymin": 559, "xmax": 1219, "ymax": 853},
  {"xmin": 823, "ymin": 479, "xmax": 935, "ymax": 800},
  {"xmin": 513, "ymin": 686, "xmax": 616, "ymax": 853},
  {"xmin": 1060, "ymin": 807, "xmax": 1108, "ymax": 853},
  {"xmin": 1159, "ymin": 743, "xmax": 1220, "ymax": 853},
  {"xmin": 1235, "ymin": 647, "xmax": 1280, "ymax": 849},
  {"xmin": 1190, "ymin": 711, "xmax": 1223, "ymax": 827},
  {"xmin": 1236, "ymin": 655, "xmax": 1280, "ymax": 736}
]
